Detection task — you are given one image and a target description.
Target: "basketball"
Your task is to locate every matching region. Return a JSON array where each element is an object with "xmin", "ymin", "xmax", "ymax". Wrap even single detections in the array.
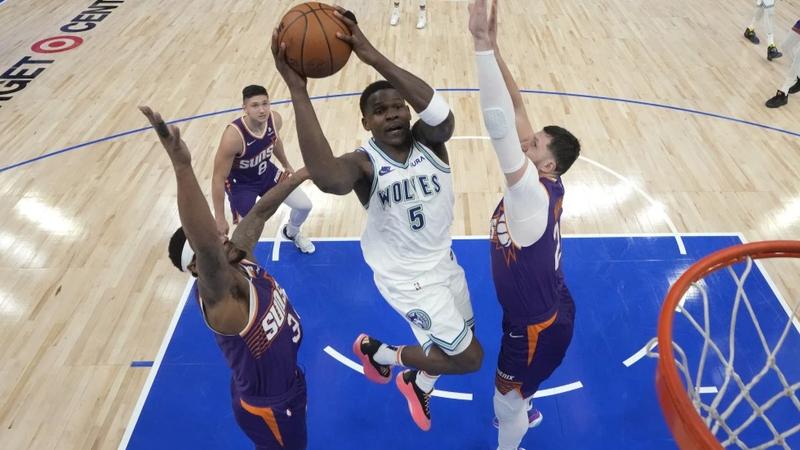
[{"xmin": 277, "ymin": 2, "xmax": 353, "ymax": 78}]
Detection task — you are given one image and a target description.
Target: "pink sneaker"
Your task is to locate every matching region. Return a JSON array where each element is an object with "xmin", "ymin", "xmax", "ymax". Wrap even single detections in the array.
[
  {"xmin": 395, "ymin": 370, "xmax": 432, "ymax": 431},
  {"xmin": 352, "ymin": 334, "xmax": 391, "ymax": 384}
]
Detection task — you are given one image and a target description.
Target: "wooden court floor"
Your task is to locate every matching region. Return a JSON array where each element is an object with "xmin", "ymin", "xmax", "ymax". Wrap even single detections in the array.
[{"xmin": 0, "ymin": 0, "xmax": 798, "ymax": 448}]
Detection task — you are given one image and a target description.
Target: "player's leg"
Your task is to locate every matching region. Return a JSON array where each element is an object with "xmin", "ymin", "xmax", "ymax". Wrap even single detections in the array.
[
  {"xmin": 353, "ymin": 258, "xmax": 483, "ymax": 430},
  {"xmin": 744, "ymin": 0, "xmax": 763, "ymax": 44},
  {"xmin": 445, "ymin": 250, "xmax": 475, "ymax": 332},
  {"xmin": 767, "ymin": 42, "xmax": 800, "ymax": 108},
  {"xmin": 762, "ymin": 0, "xmax": 782, "ymax": 60},
  {"xmin": 780, "ymin": 20, "xmax": 800, "ymax": 55},
  {"xmin": 390, "ymin": 0, "xmax": 400, "ymax": 26},
  {"xmin": 281, "ymin": 185, "xmax": 315, "ymax": 253},
  {"xmin": 231, "ymin": 373, "xmax": 307, "ymax": 450},
  {"xmin": 228, "ymin": 185, "xmax": 260, "ymax": 225},
  {"xmin": 494, "ymin": 388, "xmax": 530, "ymax": 450},
  {"xmin": 519, "ymin": 294, "xmax": 576, "ymax": 397},
  {"xmin": 417, "ymin": 0, "xmax": 427, "ymax": 29}
]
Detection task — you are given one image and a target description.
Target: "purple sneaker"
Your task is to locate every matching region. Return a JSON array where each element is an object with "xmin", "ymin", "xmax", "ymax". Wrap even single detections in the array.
[{"xmin": 492, "ymin": 405, "xmax": 543, "ymax": 429}]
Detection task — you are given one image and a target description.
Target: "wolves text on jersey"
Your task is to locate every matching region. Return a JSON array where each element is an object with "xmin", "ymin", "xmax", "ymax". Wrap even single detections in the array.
[{"xmin": 377, "ymin": 174, "xmax": 441, "ymax": 209}]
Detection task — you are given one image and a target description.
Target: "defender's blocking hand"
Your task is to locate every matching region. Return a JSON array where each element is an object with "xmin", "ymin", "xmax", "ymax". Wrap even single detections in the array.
[{"xmin": 138, "ymin": 106, "xmax": 191, "ymax": 167}]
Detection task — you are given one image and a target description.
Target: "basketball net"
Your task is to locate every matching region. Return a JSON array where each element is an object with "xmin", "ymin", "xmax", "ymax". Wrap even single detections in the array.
[{"xmin": 649, "ymin": 241, "xmax": 800, "ymax": 450}]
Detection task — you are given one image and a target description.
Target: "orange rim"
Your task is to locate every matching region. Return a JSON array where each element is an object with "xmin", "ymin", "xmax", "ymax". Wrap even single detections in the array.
[{"xmin": 656, "ymin": 240, "xmax": 800, "ymax": 450}]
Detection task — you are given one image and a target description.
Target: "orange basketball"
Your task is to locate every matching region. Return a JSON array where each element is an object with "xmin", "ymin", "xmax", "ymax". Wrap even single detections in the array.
[{"xmin": 277, "ymin": 2, "xmax": 353, "ymax": 78}]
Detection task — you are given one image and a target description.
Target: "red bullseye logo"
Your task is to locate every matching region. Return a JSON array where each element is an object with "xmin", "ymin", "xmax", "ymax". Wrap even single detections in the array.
[{"xmin": 31, "ymin": 36, "xmax": 84, "ymax": 54}]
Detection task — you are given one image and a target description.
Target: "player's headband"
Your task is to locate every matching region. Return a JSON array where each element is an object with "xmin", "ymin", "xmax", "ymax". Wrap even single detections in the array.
[{"xmin": 180, "ymin": 239, "xmax": 195, "ymax": 272}]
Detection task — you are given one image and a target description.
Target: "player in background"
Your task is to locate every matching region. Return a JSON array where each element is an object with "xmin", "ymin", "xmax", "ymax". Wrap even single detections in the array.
[
  {"xmin": 766, "ymin": 19, "xmax": 800, "ymax": 107},
  {"xmin": 212, "ymin": 85, "xmax": 315, "ymax": 253},
  {"xmin": 469, "ymin": 1, "xmax": 581, "ymax": 449},
  {"xmin": 744, "ymin": 0, "xmax": 783, "ymax": 60},
  {"xmin": 389, "ymin": 0, "xmax": 428, "ymax": 29},
  {"xmin": 141, "ymin": 105, "xmax": 309, "ymax": 449},
  {"xmin": 271, "ymin": 7, "xmax": 483, "ymax": 432}
]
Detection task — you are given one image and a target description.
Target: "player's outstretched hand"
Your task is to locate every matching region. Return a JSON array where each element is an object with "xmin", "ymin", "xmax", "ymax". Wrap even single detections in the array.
[
  {"xmin": 271, "ymin": 29, "xmax": 307, "ymax": 90},
  {"xmin": 468, "ymin": 0, "xmax": 492, "ymax": 50},
  {"xmin": 488, "ymin": 0, "xmax": 499, "ymax": 49},
  {"xmin": 138, "ymin": 106, "xmax": 191, "ymax": 168},
  {"xmin": 332, "ymin": 7, "xmax": 380, "ymax": 66}
]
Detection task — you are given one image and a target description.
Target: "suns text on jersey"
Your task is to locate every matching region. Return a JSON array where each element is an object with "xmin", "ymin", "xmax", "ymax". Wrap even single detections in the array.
[{"xmin": 238, "ymin": 145, "xmax": 274, "ymax": 169}]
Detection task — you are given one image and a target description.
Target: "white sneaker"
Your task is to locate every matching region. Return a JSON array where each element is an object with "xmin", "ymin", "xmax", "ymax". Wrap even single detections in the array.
[
  {"xmin": 390, "ymin": 8, "xmax": 400, "ymax": 26},
  {"xmin": 282, "ymin": 226, "xmax": 315, "ymax": 254},
  {"xmin": 416, "ymin": 10, "xmax": 427, "ymax": 29}
]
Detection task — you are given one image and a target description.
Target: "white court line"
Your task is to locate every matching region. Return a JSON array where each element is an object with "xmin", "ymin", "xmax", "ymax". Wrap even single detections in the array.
[
  {"xmin": 450, "ymin": 134, "xmax": 687, "ymax": 255},
  {"xmin": 532, "ymin": 381, "xmax": 584, "ymax": 398},
  {"xmin": 622, "ymin": 340, "xmax": 718, "ymax": 393},
  {"xmin": 323, "ymin": 346, "xmax": 473, "ymax": 400},
  {"xmin": 623, "ymin": 339, "xmax": 658, "ymax": 367},
  {"xmin": 271, "ymin": 204, "xmax": 289, "ymax": 262},
  {"xmin": 737, "ymin": 233, "xmax": 800, "ymax": 334},
  {"xmin": 118, "ymin": 279, "xmax": 194, "ymax": 450},
  {"xmin": 578, "ymin": 156, "xmax": 686, "ymax": 255}
]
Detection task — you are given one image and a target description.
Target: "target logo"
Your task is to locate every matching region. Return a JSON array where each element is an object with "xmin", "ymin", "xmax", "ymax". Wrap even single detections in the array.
[
  {"xmin": 0, "ymin": 0, "xmax": 127, "ymax": 109},
  {"xmin": 31, "ymin": 36, "xmax": 84, "ymax": 54}
]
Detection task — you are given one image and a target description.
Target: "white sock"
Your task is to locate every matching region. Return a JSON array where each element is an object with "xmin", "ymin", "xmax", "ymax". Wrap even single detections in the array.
[
  {"xmin": 764, "ymin": 7, "xmax": 776, "ymax": 45},
  {"xmin": 284, "ymin": 223, "xmax": 300, "ymax": 237},
  {"xmin": 750, "ymin": 4, "xmax": 764, "ymax": 30},
  {"xmin": 374, "ymin": 343, "xmax": 403, "ymax": 366},
  {"xmin": 283, "ymin": 188, "xmax": 311, "ymax": 237},
  {"xmin": 414, "ymin": 370, "xmax": 439, "ymax": 393},
  {"xmin": 494, "ymin": 389, "xmax": 529, "ymax": 450}
]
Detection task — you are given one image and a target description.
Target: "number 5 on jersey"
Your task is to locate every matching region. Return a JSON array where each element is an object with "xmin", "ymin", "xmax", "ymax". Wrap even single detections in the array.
[{"xmin": 407, "ymin": 205, "xmax": 426, "ymax": 231}]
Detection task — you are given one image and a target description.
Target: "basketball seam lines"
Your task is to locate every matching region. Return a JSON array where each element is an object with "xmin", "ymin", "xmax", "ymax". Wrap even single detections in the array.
[
  {"xmin": 279, "ymin": 11, "xmax": 307, "ymax": 38},
  {"xmin": 309, "ymin": 5, "xmax": 334, "ymax": 76},
  {"xmin": 320, "ymin": 7, "xmax": 349, "ymax": 40},
  {"xmin": 300, "ymin": 12, "xmax": 308, "ymax": 76}
]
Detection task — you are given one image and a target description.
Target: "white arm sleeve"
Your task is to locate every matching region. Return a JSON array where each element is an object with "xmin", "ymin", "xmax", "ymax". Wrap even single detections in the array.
[
  {"xmin": 475, "ymin": 50, "xmax": 526, "ymax": 174},
  {"xmin": 504, "ymin": 162, "xmax": 550, "ymax": 247}
]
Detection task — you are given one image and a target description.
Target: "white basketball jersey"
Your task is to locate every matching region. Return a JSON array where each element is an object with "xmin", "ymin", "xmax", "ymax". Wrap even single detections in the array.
[{"xmin": 360, "ymin": 137, "xmax": 454, "ymax": 281}]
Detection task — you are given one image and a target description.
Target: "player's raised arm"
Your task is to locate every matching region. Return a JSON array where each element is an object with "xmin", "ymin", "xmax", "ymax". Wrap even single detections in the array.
[
  {"xmin": 139, "ymin": 106, "xmax": 235, "ymax": 305},
  {"xmin": 269, "ymin": 111, "xmax": 295, "ymax": 174},
  {"xmin": 230, "ymin": 168, "xmax": 310, "ymax": 261},
  {"xmin": 468, "ymin": 0, "xmax": 529, "ymax": 186},
  {"xmin": 211, "ymin": 126, "xmax": 242, "ymax": 236},
  {"xmin": 488, "ymin": 0, "xmax": 535, "ymax": 146},
  {"xmin": 333, "ymin": 7, "xmax": 455, "ymax": 149},
  {"xmin": 271, "ymin": 30, "xmax": 369, "ymax": 195}
]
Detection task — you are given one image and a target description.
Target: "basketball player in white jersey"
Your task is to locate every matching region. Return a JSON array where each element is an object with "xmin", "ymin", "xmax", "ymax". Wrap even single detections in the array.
[
  {"xmin": 471, "ymin": 1, "xmax": 581, "ymax": 449},
  {"xmin": 389, "ymin": 0, "xmax": 427, "ymax": 29},
  {"xmin": 744, "ymin": 0, "xmax": 783, "ymax": 60},
  {"xmin": 271, "ymin": 7, "xmax": 483, "ymax": 432},
  {"xmin": 211, "ymin": 85, "xmax": 315, "ymax": 254}
]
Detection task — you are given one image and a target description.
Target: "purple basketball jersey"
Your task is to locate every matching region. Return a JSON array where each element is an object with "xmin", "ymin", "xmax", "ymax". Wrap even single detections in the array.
[
  {"xmin": 228, "ymin": 115, "xmax": 278, "ymax": 186},
  {"xmin": 490, "ymin": 177, "xmax": 566, "ymax": 325},
  {"xmin": 198, "ymin": 259, "xmax": 303, "ymax": 398}
]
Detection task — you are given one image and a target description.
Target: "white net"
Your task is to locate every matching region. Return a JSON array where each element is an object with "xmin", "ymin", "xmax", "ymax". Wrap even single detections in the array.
[{"xmin": 648, "ymin": 255, "xmax": 800, "ymax": 449}]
